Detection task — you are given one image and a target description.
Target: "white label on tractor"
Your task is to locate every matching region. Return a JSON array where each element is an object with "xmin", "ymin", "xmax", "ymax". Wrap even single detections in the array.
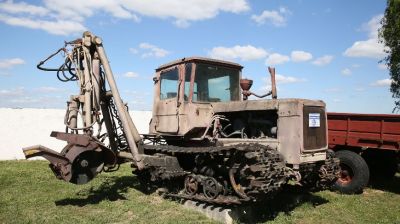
[{"xmin": 309, "ymin": 113, "xmax": 320, "ymax": 127}]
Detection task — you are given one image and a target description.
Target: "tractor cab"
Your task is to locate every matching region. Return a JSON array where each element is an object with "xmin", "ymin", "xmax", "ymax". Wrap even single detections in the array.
[{"xmin": 150, "ymin": 57, "xmax": 243, "ymax": 136}]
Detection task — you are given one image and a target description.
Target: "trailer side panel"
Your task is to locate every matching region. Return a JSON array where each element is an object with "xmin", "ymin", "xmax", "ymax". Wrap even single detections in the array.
[{"xmin": 328, "ymin": 112, "xmax": 400, "ymax": 151}]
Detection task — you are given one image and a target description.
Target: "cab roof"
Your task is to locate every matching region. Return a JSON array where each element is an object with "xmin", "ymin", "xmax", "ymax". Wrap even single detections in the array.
[{"xmin": 156, "ymin": 56, "xmax": 243, "ymax": 72}]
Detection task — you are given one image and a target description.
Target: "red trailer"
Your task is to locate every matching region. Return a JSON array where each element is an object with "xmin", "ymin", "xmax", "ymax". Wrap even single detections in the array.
[{"xmin": 328, "ymin": 112, "xmax": 400, "ymax": 193}]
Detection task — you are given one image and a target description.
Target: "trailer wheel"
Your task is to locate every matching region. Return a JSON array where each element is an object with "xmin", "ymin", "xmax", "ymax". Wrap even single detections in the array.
[{"xmin": 333, "ymin": 150, "xmax": 369, "ymax": 194}]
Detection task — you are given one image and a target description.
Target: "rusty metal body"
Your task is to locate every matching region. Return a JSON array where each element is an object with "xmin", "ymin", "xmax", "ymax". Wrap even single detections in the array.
[
  {"xmin": 23, "ymin": 32, "xmax": 339, "ymax": 204},
  {"xmin": 149, "ymin": 57, "xmax": 328, "ymax": 166},
  {"xmin": 328, "ymin": 112, "xmax": 400, "ymax": 151}
]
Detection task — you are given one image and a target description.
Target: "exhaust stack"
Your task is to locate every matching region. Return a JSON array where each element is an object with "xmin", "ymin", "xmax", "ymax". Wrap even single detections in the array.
[
  {"xmin": 240, "ymin": 66, "xmax": 278, "ymax": 100},
  {"xmin": 268, "ymin": 67, "xmax": 277, "ymax": 99}
]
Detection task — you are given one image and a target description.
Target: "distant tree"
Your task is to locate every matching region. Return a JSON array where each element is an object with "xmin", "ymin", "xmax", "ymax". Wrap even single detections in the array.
[{"xmin": 379, "ymin": 0, "xmax": 400, "ymax": 112}]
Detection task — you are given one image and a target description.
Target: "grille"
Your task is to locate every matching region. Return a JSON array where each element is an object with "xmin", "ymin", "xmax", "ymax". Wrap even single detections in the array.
[{"xmin": 303, "ymin": 106, "xmax": 327, "ymax": 150}]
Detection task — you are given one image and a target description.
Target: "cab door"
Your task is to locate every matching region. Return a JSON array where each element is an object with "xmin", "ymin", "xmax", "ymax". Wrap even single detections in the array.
[{"xmin": 154, "ymin": 66, "xmax": 181, "ymax": 133}]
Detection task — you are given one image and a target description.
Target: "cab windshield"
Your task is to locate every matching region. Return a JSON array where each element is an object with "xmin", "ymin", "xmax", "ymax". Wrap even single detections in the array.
[{"xmin": 193, "ymin": 63, "xmax": 240, "ymax": 102}]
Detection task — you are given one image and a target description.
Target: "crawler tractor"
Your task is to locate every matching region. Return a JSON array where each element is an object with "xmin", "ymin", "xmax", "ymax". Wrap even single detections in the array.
[{"xmin": 23, "ymin": 32, "xmax": 339, "ymax": 205}]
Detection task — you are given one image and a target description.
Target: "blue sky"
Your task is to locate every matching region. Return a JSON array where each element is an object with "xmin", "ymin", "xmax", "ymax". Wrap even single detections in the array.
[{"xmin": 0, "ymin": 0, "xmax": 394, "ymax": 113}]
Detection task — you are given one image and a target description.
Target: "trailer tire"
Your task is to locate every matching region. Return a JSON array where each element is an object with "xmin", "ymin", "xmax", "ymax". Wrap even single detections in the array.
[{"xmin": 333, "ymin": 150, "xmax": 369, "ymax": 194}]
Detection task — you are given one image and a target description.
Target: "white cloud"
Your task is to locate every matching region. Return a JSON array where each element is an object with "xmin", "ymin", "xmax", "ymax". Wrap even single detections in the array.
[
  {"xmin": 209, "ymin": 45, "xmax": 268, "ymax": 61},
  {"xmin": 261, "ymin": 73, "xmax": 304, "ymax": 93},
  {"xmin": 312, "ymin": 55, "xmax": 333, "ymax": 66},
  {"xmin": 344, "ymin": 14, "xmax": 387, "ymax": 58},
  {"xmin": 139, "ymin": 43, "xmax": 170, "ymax": 58},
  {"xmin": 333, "ymin": 99, "xmax": 342, "ymax": 103},
  {"xmin": 378, "ymin": 63, "xmax": 388, "ymax": 70},
  {"xmin": 355, "ymin": 87, "xmax": 365, "ymax": 92},
  {"xmin": 291, "ymin": 50, "xmax": 313, "ymax": 62},
  {"xmin": 173, "ymin": 19, "xmax": 190, "ymax": 28},
  {"xmin": 265, "ymin": 53, "xmax": 290, "ymax": 65},
  {"xmin": 120, "ymin": 0, "xmax": 250, "ymax": 25},
  {"xmin": 35, "ymin": 86, "xmax": 63, "ymax": 93},
  {"xmin": 0, "ymin": 87, "xmax": 25, "ymax": 97},
  {"xmin": 43, "ymin": 0, "xmax": 141, "ymax": 22},
  {"xmin": 0, "ymin": 1, "xmax": 49, "ymax": 16},
  {"xmin": 262, "ymin": 73, "xmax": 305, "ymax": 92},
  {"xmin": 0, "ymin": 58, "xmax": 25, "ymax": 69},
  {"xmin": 0, "ymin": 87, "xmax": 66, "ymax": 108},
  {"xmin": 264, "ymin": 74, "xmax": 305, "ymax": 84},
  {"xmin": 0, "ymin": 14, "xmax": 86, "ymax": 36},
  {"xmin": 341, "ymin": 68, "xmax": 352, "ymax": 76},
  {"xmin": 251, "ymin": 7, "xmax": 291, "ymax": 27},
  {"xmin": 370, "ymin": 78, "xmax": 392, "ymax": 87},
  {"xmin": 124, "ymin": 71, "xmax": 140, "ymax": 78},
  {"xmin": 344, "ymin": 39, "xmax": 386, "ymax": 59},
  {"xmin": 5, "ymin": 95, "xmax": 63, "ymax": 108},
  {"xmin": 275, "ymin": 74, "xmax": 304, "ymax": 84},
  {"xmin": 129, "ymin": 48, "xmax": 139, "ymax": 54},
  {"xmin": 130, "ymin": 100, "xmax": 146, "ymax": 105},
  {"xmin": 362, "ymin": 14, "xmax": 381, "ymax": 41},
  {"xmin": 324, "ymin": 88, "xmax": 341, "ymax": 93},
  {"xmin": 124, "ymin": 90, "xmax": 138, "ymax": 94},
  {"xmin": 0, "ymin": 71, "xmax": 11, "ymax": 76},
  {"xmin": 0, "ymin": 0, "xmax": 250, "ymax": 34}
]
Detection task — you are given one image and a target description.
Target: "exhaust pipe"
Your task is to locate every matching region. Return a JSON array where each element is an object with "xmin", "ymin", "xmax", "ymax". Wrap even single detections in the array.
[
  {"xmin": 240, "ymin": 66, "xmax": 278, "ymax": 100},
  {"xmin": 268, "ymin": 67, "xmax": 277, "ymax": 99}
]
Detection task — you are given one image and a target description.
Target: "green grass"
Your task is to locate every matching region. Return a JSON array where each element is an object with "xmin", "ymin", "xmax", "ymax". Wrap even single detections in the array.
[{"xmin": 0, "ymin": 160, "xmax": 399, "ymax": 224}]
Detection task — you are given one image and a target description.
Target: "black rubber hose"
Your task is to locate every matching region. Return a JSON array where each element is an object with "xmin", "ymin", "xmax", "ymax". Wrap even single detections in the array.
[{"xmin": 37, "ymin": 47, "xmax": 68, "ymax": 71}]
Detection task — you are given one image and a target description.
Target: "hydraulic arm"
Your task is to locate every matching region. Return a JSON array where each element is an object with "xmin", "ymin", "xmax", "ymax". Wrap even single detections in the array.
[{"xmin": 23, "ymin": 31, "xmax": 144, "ymax": 184}]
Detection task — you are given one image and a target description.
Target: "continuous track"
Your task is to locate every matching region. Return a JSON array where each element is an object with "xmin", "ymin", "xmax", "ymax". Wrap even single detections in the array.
[{"xmin": 139, "ymin": 143, "xmax": 288, "ymax": 205}]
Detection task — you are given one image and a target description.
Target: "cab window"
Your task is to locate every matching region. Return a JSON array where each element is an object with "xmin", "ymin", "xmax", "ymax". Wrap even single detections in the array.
[
  {"xmin": 193, "ymin": 64, "xmax": 239, "ymax": 102},
  {"xmin": 160, "ymin": 68, "xmax": 178, "ymax": 100}
]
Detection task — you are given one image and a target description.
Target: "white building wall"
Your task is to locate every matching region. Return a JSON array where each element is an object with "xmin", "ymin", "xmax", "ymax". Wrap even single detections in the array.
[{"xmin": 0, "ymin": 108, "xmax": 152, "ymax": 160}]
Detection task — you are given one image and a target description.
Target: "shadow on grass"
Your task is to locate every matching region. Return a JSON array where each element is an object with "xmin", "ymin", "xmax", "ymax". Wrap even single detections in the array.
[
  {"xmin": 368, "ymin": 174, "xmax": 400, "ymax": 194},
  {"xmin": 231, "ymin": 186, "xmax": 329, "ymax": 223},
  {"xmin": 55, "ymin": 176, "xmax": 140, "ymax": 207},
  {"xmin": 55, "ymin": 175, "xmax": 328, "ymax": 223}
]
